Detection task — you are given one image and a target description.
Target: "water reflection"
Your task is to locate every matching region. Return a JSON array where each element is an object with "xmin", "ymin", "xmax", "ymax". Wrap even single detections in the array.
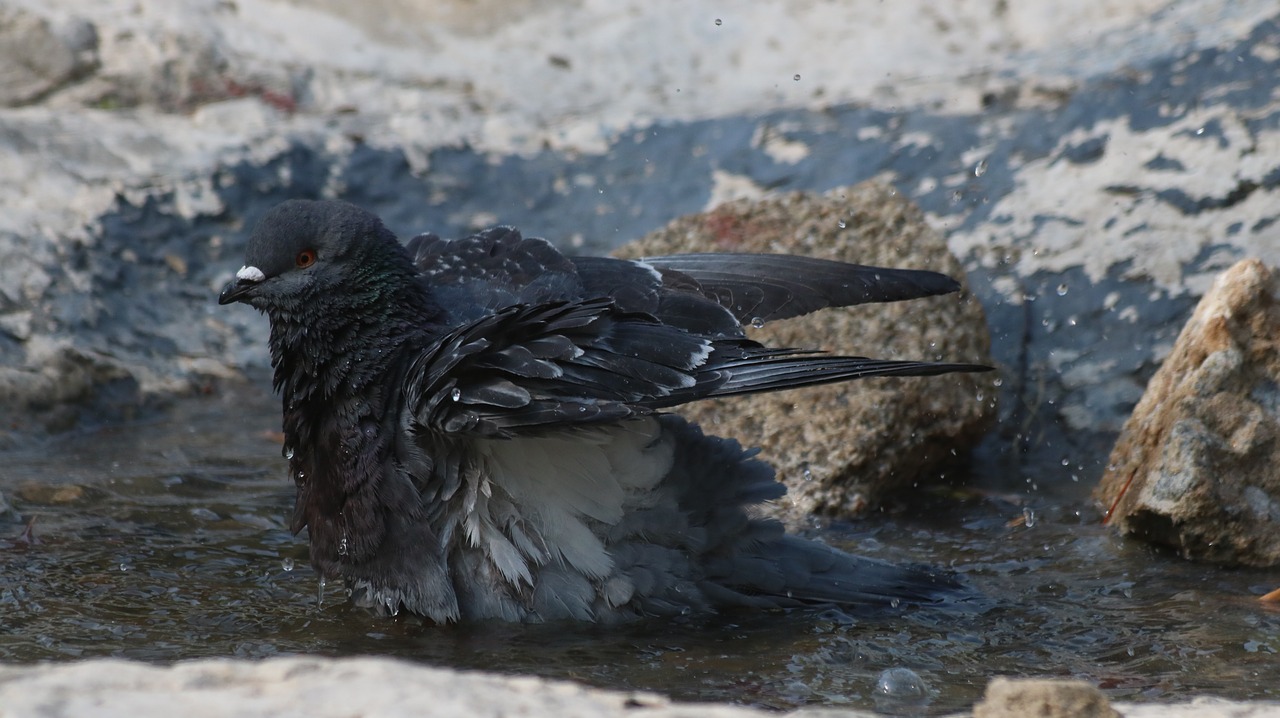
[{"xmin": 1, "ymin": 386, "xmax": 1277, "ymax": 715}]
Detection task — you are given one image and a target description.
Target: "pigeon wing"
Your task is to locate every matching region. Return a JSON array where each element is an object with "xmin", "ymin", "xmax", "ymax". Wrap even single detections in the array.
[
  {"xmin": 639, "ymin": 253, "xmax": 963, "ymax": 324},
  {"xmin": 403, "ymin": 297, "xmax": 723, "ymax": 437}
]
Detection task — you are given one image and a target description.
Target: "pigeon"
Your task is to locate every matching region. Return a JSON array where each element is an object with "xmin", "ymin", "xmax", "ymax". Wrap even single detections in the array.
[{"xmin": 218, "ymin": 199, "xmax": 991, "ymax": 623}]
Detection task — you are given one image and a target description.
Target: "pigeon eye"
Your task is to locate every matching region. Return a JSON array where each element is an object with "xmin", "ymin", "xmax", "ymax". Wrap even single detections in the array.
[{"xmin": 295, "ymin": 249, "xmax": 317, "ymax": 268}]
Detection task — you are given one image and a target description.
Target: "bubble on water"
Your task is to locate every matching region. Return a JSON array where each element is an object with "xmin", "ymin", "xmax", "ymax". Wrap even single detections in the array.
[
  {"xmin": 793, "ymin": 74, "xmax": 801, "ymax": 81},
  {"xmin": 282, "ymin": 558, "xmax": 295, "ymax": 572},
  {"xmin": 973, "ymin": 159, "xmax": 988, "ymax": 177},
  {"xmin": 714, "ymin": 18, "xmax": 722, "ymax": 26},
  {"xmin": 1057, "ymin": 283, "xmax": 1069, "ymax": 296},
  {"xmin": 750, "ymin": 317, "xmax": 765, "ymax": 329},
  {"xmin": 118, "ymin": 562, "xmax": 131, "ymax": 572},
  {"xmin": 450, "ymin": 388, "xmax": 462, "ymax": 401},
  {"xmin": 875, "ymin": 667, "xmax": 929, "ymax": 702},
  {"xmin": 1023, "ymin": 507, "xmax": 1037, "ymax": 527}
]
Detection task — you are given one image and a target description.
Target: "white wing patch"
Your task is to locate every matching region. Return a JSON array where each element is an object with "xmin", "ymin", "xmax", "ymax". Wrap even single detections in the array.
[{"xmin": 236, "ymin": 265, "xmax": 266, "ymax": 282}]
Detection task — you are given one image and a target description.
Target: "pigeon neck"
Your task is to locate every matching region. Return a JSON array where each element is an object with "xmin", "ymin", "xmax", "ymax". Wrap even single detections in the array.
[{"xmin": 268, "ymin": 262, "xmax": 443, "ymax": 407}]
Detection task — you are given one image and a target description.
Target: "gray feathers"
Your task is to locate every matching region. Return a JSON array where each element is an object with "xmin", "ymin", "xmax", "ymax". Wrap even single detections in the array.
[{"xmin": 219, "ymin": 199, "xmax": 987, "ymax": 623}]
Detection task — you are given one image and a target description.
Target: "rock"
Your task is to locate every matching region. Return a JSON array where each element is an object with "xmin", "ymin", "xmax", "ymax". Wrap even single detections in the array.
[
  {"xmin": 617, "ymin": 182, "xmax": 996, "ymax": 518},
  {"xmin": 0, "ymin": 657, "xmax": 785, "ymax": 718},
  {"xmin": 0, "ymin": 6, "xmax": 98, "ymax": 106},
  {"xmin": 973, "ymin": 678, "xmax": 1119, "ymax": 718},
  {"xmin": 1095, "ymin": 259, "xmax": 1280, "ymax": 566}
]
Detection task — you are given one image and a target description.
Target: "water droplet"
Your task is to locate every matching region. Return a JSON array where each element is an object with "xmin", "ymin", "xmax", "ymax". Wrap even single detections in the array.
[
  {"xmin": 284, "ymin": 446, "xmax": 295, "ymax": 460},
  {"xmin": 714, "ymin": 18, "xmax": 722, "ymax": 26},
  {"xmin": 295, "ymin": 470, "xmax": 307, "ymax": 484},
  {"xmin": 750, "ymin": 317, "xmax": 764, "ymax": 329},
  {"xmin": 317, "ymin": 577, "xmax": 327, "ymax": 607},
  {"xmin": 282, "ymin": 557, "xmax": 295, "ymax": 572},
  {"xmin": 876, "ymin": 667, "xmax": 927, "ymax": 701},
  {"xmin": 889, "ymin": 598, "xmax": 901, "ymax": 609},
  {"xmin": 993, "ymin": 377, "xmax": 1004, "ymax": 387},
  {"xmin": 338, "ymin": 537, "xmax": 349, "ymax": 556},
  {"xmin": 450, "ymin": 387, "xmax": 462, "ymax": 401},
  {"xmin": 1023, "ymin": 507, "xmax": 1037, "ymax": 527},
  {"xmin": 975, "ymin": 391, "xmax": 984, "ymax": 402},
  {"xmin": 793, "ymin": 74, "xmax": 801, "ymax": 81},
  {"xmin": 1061, "ymin": 458, "xmax": 1070, "ymax": 466},
  {"xmin": 973, "ymin": 159, "xmax": 988, "ymax": 177},
  {"xmin": 1195, "ymin": 127, "xmax": 1205, "ymax": 135},
  {"xmin": 837, "ymin": 220, "xmax": 846, "ymax": 229},
  {"xmin": 1056, "ymin": 283, "xmax": 1069, "ymax": 296},
  {"xmin": 118, "ymin": 562, "xmax": 131, "ymax": 572}
]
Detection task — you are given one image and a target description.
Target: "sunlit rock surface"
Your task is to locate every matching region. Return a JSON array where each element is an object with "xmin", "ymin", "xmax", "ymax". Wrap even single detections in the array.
[
  {"xmin": 0, "ymin": 659, "xmax": 1273, "ymax": 718},
  {"xmin": 974, "ymin": 678, "xmax": 1119, "ymax": 718},
  {"xmin": 1096, "ymin": 259, "xmax": 1280, "ymax": 567},
  {"xmin": 619, "ymin": 183, "xmax": 995, "ymax": 518}
]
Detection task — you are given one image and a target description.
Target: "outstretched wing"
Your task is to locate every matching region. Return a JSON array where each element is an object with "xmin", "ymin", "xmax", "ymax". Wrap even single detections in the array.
[
  {"xmin": 402, "ymin": 296, "xmax": 988, "ymax": 439},
  {"xmin": 406, "ymin": 226, "xmax": 967, "ymax": 335},
  {"xmin": 636, "ymin": 253, "xmax": 963, "ymax": 324}
]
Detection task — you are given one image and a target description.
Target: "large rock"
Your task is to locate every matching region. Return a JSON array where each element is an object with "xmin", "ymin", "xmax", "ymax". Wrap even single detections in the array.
[
  {"xmin": 1095, "ymin": 259, "xmax": 1280, "ymax": 566},
  {"xmin": 618, "ymin": 183, "xmax": 995, "ymax": 518}
]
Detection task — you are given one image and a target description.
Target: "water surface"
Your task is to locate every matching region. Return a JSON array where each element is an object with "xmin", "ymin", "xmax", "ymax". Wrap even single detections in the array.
[{"xmin": 2, "ymin": 387, "xmax": 1277, "ymax": 715}]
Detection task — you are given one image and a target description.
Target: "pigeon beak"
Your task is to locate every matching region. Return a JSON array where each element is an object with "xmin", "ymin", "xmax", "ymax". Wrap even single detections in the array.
[{"xmin": 218, "ymin": 265, "xmax": 267, "ymax": 305}]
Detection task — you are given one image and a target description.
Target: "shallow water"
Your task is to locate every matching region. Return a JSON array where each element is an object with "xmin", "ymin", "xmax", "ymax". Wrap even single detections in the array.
[{"xmin": 2, "ymin": 387, "xmax": 1278, "ymax": 715}]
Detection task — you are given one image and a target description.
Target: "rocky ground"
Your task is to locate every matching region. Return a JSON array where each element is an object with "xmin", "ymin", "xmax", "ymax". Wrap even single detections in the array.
[{"xmin": 2, "ymin": 0, "xmax": 1280, "ymax": 715}]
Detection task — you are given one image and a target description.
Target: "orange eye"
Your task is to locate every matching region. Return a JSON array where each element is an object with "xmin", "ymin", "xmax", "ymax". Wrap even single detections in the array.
[{"xmin": 295, "ymin": 249, "xmax": 317, "ymax": 268}]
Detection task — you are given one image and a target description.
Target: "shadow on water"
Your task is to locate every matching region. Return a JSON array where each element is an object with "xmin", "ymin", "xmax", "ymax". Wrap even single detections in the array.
[{"xmin": 2, "ymin": 386, "xmax": 1278, "ymax": 715}]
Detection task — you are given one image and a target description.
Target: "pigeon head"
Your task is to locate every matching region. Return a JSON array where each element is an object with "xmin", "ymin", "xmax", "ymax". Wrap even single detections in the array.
[{"xmin": 218, "ymin": 199, "xmax": 412, "ymax": 314}]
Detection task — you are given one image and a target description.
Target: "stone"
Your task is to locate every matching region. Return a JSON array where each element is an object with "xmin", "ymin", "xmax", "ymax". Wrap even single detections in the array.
[
  {"xmin": 973, "ymin": 678, "xmax": 1119, "ymax": 718},
  {"xmin": 0, "ymin": 657, "xmax": 780, "ymax": 718},
  {"xmin": 617, "ymin": 182, "xmax": 996, "ymax": 519},
  {"xmin": 1095, "ymin": 259, "xmax": 1280, "ymax": 566},
  {"xmin": 0, "ymin": 6, "xmax": 98, "ymax": 106}
]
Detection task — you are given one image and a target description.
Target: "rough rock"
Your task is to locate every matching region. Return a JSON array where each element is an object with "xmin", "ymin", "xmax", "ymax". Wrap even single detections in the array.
[
  {"xmin": 973, "ymin": 678, "xmax": 1119, "ymax": 718},
  {"xmin": 618, "ymin": 183, "xmax": 996, "ymax": 518},
  {"xmin": 0, "ymin": 659, "xmax": 1276, "ymax": 718},
  {"xmin": 1095, "ymin": 259, "xmax": 1280, "ymax": 567},
  {"xmin": 0, "ymin": 657, "xmax": 769, "ymax": 718}
]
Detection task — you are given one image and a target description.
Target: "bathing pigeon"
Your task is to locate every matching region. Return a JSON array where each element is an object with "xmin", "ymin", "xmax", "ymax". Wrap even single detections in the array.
[{"xmin": 218, "ymin": 199, "xmax": 990, "ymax": 623}]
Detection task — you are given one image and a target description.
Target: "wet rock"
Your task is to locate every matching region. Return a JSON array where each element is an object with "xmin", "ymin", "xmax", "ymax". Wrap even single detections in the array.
[
  {"xmin": 973, "ymin": 678, "xmax": 1119, "ymax": 718},
  {"xmin": 1095, "ymin": 257, "xmax": 1280, "ymax": 565},
  {"xmin": 618, "ymin": 182, "xmax": 996, "ymax": 519},
  {"xmin": 1095, "ymin": 259, "xmax": 1280, "ymax": 567}
]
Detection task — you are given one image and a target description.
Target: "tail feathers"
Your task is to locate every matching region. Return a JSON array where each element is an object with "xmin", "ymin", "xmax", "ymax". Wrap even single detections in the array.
[
  {"xmin": 775, "ymin": 536, "xmax": 967, "ymax": 606},
  {"xmin": 711, "ymin": 355, "xmax": 993, "ymax": 398},
  {"xmin": 710, "ymin": 535, "xmax": 971, "ymax": 609}
]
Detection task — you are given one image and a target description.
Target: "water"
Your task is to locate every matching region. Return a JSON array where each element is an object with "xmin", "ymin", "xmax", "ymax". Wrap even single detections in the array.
[{"xmin": 1, "ymin": 387, "xmax": 1278, "ymax": 714}]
